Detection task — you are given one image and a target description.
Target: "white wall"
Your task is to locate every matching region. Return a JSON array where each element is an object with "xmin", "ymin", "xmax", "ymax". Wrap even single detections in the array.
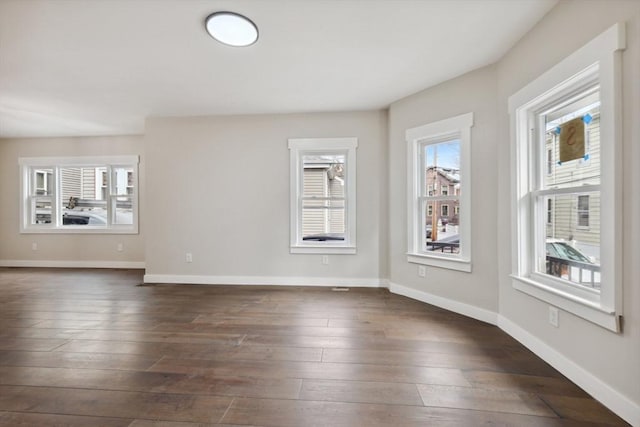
[
  {"xmin": 387, "ymin": 64, "xmax": 499, "ymax": 316},
  {"xmin": 143, "ymin": 111, "xmax": 388, "ymax": 285},
  {"xmin": 496, "ymin": 0, "xmax": 640, "ymax": 419},
  {"xmin": 0, "ymin": 136, "xmax": 145, "ymax": 267}
]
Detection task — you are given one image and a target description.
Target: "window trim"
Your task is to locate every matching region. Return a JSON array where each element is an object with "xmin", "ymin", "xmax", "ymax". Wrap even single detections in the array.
[
  {"xmin": 406, "ymin": 113, "xmax": 473, "ymax": 272},
  {"xmin": 508, "ymin": 23, "xmax": 624, "ymax": 332},
  {"xmin": 288, "ymin": 137, "xmax": 357, "ymax": 254},
  {"xmin": 19, "ymin": 155, "xmax": 139, "ymax": 234}
]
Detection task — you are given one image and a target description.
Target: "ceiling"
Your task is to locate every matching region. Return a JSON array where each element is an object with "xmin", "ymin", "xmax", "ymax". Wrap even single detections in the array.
[{"xmin": 0, "ymin": 0, "xmax": 557, "ymax": 139}]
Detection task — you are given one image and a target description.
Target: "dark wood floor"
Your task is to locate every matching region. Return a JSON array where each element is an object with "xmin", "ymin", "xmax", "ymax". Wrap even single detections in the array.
[{"xmin": 0, "ymin": 268, "xmax": 628, "ymax": 426}]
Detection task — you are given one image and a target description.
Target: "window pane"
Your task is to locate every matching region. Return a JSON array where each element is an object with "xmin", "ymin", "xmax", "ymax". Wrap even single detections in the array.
[
  {"xmin": 32, "ymin": 198, "xmax": 51, "ymax": 224},
  {"xmin": 113, "ymin": 167, "xmax": 134, "ymax": 196},
  {"xmin": 60, "ymin": 167, "xmax": 107, "ymax": 226},
  {"xmin": 33, "ymin": 168, "xmax": 52, "ymax": 195},
  {"xmin": 543, "ymin": 92, "xmax": 600, "ymax": 190},
  {"xmin": 302, "ymin": 201, "xmax": 345, "ymax": 239},
  {"xmin": 112, "ymin": 197, "xmax": 133, "ymax": 225},
  {"xmin": 424, "ymin": 139, "xmax": 460, "ymax": 197},
  {"xmin": 424, "ymin": 200, "xmax": 459, "ymax": 253},
  {"xmin": 301, "ymin": 153, "xmax": 346, "ymax": 240},
  {"xmin": 540, "ymin": 192, "xmax": 600, "ymax": 290}
]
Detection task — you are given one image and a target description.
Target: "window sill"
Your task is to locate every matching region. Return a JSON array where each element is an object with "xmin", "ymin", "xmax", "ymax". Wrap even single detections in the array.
[
  {"xmin": 407, "ymin": 254, "xmax": 471, "ymax": 272},
  {"xmin": 291, "ymin": 246, "xmax": 356, "ymax": 255},
  {"xmin": 511, "ymin": 274, "xmax": 620, "ymax": 332},
  {"xmin": 21, "ymin": 227, "xmax": 138, "ymax": 235}
]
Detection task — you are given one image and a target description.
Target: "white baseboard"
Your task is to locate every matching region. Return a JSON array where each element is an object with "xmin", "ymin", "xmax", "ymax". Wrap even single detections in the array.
[
  {"xmin": 0, "ymin": 260, "xmax": 145, "ymax": 269},
  {"xmin": 388, "ymin": 281, "xmax": 498, "ymax": 325},
  {"xmin": 498, "ymin": 315, "xmax": 640, "ymax": 427},
  {"xmin": 143, "ymin": 274, "xmax": 387, "ymax": 288}
]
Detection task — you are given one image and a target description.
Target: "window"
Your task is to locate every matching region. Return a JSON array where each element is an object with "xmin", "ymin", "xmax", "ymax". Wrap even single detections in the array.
[
  {"xmin": 288, "ymin": 138, "xmax": 357, "ymax": 254},
  {"xmin": 20, "ymin": 156, "xmax": 139, "ymax": 234},
  {"xmin": 509, "ymin": 23, "xmax": 624, "ymax": 332},
  {"xmin": 407, "ymin": 113, "xmax": 473, "ymax": 272},
  {"xmin": 577, "ymin": 195, "xmax": 590, "ymax": 227}
]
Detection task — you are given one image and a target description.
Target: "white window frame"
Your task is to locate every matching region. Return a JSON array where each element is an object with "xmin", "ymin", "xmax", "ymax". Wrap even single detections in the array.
[
  {"xmin": 288, "ymin": 137, "xmax": 357, "ymax": 254},
  {"xmin": 19, "ymin": 155, "xmax": 139, "ymax": 234},
  {"xmin": 509, "ymin": 23, "xmax": 624, "ymax": 332},
  {"xmin": 406, "ymin": 113, "xmax": 473, "ymax": 272}
]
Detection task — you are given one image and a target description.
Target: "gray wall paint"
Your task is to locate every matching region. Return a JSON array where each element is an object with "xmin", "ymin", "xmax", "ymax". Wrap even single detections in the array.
[
  {"xmin": 144, "ymin": 111, "xmax": 387, "ymax": 281},
  {"xmin": 387, "ymin": 64, "xmax": 499, "ymax": 312},
  {"xmin": 0, "ymin": 135, "xmax": 145, "ymax": 263}
]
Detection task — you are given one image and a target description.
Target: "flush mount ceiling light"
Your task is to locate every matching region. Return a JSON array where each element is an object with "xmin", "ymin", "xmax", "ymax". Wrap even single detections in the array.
[{"xmin": 205, "ymin": 12, "xmax": 258, "ymax": 47}]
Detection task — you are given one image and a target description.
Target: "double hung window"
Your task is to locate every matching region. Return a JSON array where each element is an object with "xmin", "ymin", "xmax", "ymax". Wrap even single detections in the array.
[
  {"xmin": 20, "ymin": 156, "xmax": 139, "ymax": 233},
  {"xmin": 407, "ymin": 113, "xmax": 473, "ymax": 272},
  {"xmin": 509, "ymin": 24, "xmax": 624, "ymax": 331},
  {"xmin": 289, "ymin": 138, "xmax": 357, "ymax": 254}
]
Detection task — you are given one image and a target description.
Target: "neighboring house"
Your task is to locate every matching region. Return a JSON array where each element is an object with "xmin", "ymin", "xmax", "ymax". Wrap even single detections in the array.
[
  {"xmin": 425, "ymin": 166, "xmax": 460, "ymax": 227},
  {"xmin": 302, "ymin": 160, "xmax": 345, "ymax": 237},
  {"xmin": 545, "ymin": 110, "xmax": 601, "ymax": 260}
]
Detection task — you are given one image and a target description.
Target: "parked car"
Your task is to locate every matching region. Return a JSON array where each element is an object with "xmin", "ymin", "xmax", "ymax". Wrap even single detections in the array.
[
  {"xmin": 545, "ymin": 239, "xmax": 600, "ymax": 287},
  {"xmin": 62, "ymin": 211, "xmax": 107, "ymax": 225},
  {"xmin": 302, "ymin": 233, "xmax": 345, "ymax": 241},
  {"xmin": 546, "ymin": 239, "xmax": 595, "ymax": 264}
]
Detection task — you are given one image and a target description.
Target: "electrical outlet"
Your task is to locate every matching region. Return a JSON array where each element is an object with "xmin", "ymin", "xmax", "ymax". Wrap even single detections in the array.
[
  {"xmin": 185, "ymin": 253, "xmax": 193, "ymax": 263},
  {"xmin": 418, "ymin": 265, "xmax": 426, "ymax": 277},
  {"xmin": 31, "ymin": 242, "xmax": 38, "ymax": 251},
  {"xmin": 322, "ymin": 255, "xmax": 329, "ymax": 265},
  {"xmin": 549, "ymin": 306, "xmax": 559, "ymax": 327},
  {"xmin": 117, "ymin": 243, "xmax": 123, "ymax": 252}
]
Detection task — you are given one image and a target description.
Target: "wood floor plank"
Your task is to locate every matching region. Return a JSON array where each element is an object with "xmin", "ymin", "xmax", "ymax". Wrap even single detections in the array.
[
  {"xmin": 53, "ymin": 340, "xmax": 323, "ymax": 362},
  {"xmin": 0, "ymin": 385, "xmax": 232, "ymax": 423},
  {"xmin": 416, "ymin": 383, "xmax": 556, "ymax": 417},
  {"xmin": 148, "ymin": 358, "xmax": 472, "ymax": 387},
  {"xmin": 70, "ymin": 330, "xmax": 246, "ymax": 346},
  {"xmin": 463, "ymin": 370, "xmax": 590, "ymax": 398},
  {"xmin": 539, "ymin": 395, "xmax": 631, "ymax": 426},
  {"xmin": 154, "ymin": 322, "xmax": 385, "ymax": 338},
  {"xmin": 300, "ymin": 379, "xmax": 423, "ymax": 405},
  {"xmin": 220, "ymin": 397, "xmax": 581, "ymax": 427},
  {"xmin": 322, "ymin": 347, "xmax": 561, "ymax": 376},
  {"xmin": 0, "ymin": 411, "xmax": 132, "ymax": 426},
  {"xmin": 0, "ymin": 350, "xmax": 161, "ymax": 371},
  {"xmin": 0, "ymin": 337, "xmax": 69, "ymax": 352},
  {"xmin": 0, "ymin": 366, "xmax": 302, "ymax": 400}
]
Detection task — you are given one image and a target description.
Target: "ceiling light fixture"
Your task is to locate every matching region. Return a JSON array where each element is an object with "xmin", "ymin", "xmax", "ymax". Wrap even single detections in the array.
[{"xmin": 205, "ymin": 12, "xmax": 259, "ymax": 47}]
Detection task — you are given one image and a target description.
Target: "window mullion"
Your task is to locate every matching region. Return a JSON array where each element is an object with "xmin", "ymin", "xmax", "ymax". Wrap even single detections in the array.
[
  {"xmin": 533, "ymin": 184, "xmax": 601, "ymax": 197},
  {"xmin": 52, "ymin": 166, "xmax": 60, "ymax": 227}
]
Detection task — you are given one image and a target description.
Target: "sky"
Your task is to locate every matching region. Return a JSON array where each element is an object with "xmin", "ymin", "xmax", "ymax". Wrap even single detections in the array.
[{"xmin": 425, "ymin": 139, "xmax": 460, "ymax": 169}]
